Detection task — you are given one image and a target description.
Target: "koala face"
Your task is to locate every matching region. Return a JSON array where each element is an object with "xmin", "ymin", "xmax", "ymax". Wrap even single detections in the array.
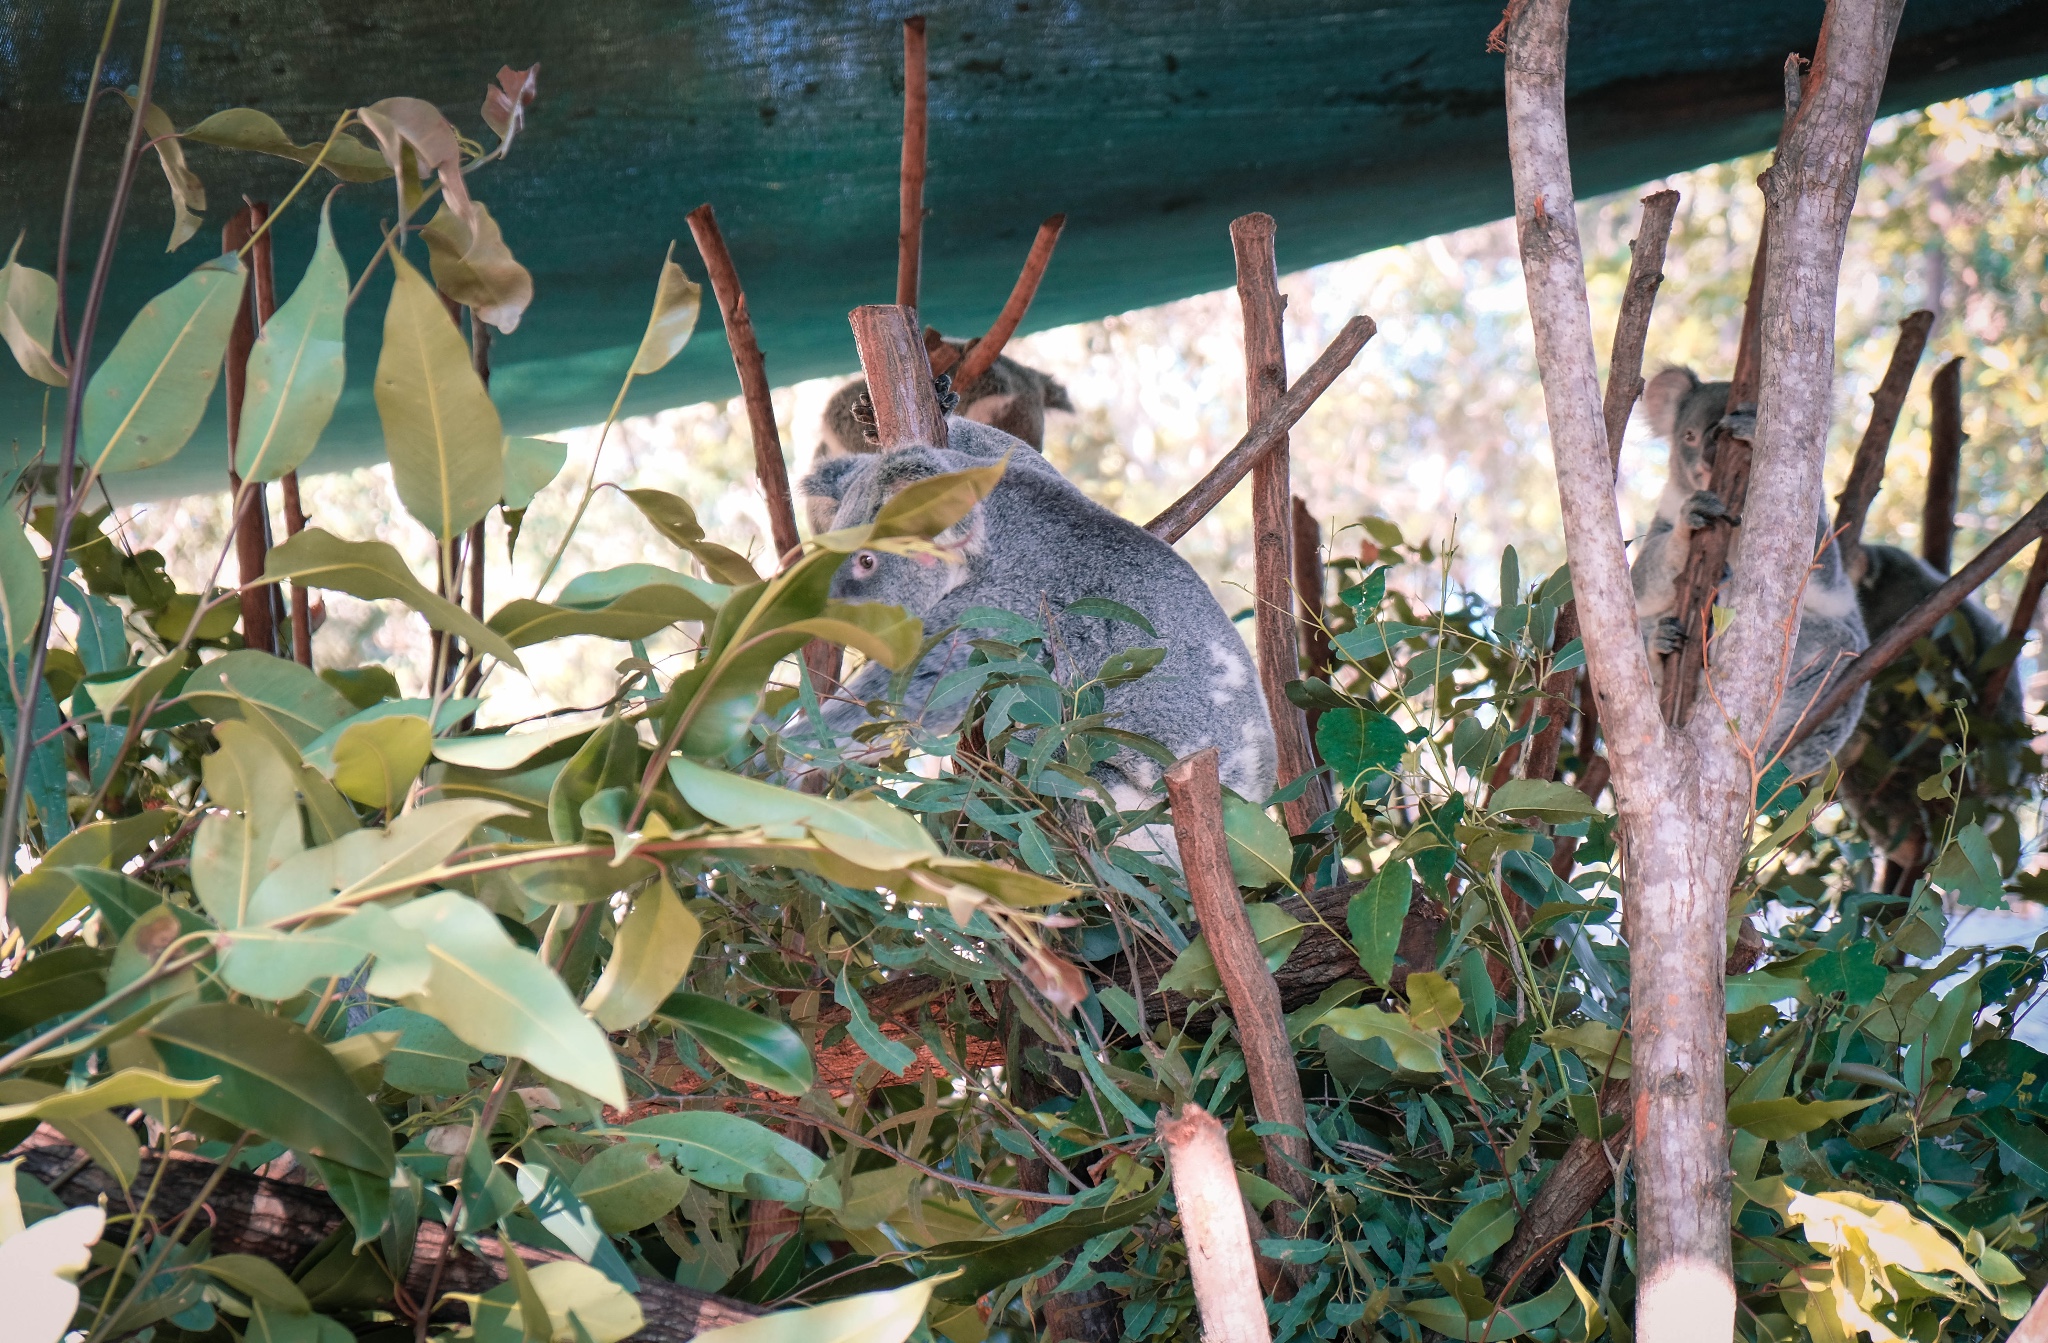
[
  {"xmin": 1643, "ymin": 366, "xmax": 1730, "ymax": 492},
  {"xmin": 801, "ymin": 443, "xmax": 986, "ymax": 617}
]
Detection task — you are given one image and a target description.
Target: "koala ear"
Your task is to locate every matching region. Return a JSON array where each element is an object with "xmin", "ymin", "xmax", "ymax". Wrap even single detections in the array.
[
  {"xmin": 1040, "ymin": 373, "xmax": 1074, "ymax": 413},
  {"xmin": 960, "ymin": 392, "xmax": 1017, "ymax": 429},
  {"xmin": 1642, "ymin": 367, "xmax": 1699, "ymax": 441},
  {"xmin": 799, "ymin": 453, "xmax": 864, "ymax": 506}
]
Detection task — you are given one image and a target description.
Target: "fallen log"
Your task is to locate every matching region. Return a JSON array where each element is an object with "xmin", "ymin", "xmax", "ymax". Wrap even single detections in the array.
[{"xmin": 15, "ymin": 1141, "xmax": 762, "ymax": 1341}]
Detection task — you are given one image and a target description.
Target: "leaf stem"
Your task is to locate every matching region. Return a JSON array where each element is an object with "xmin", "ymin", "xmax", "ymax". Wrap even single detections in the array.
[
  {"xmin": 236, "ymin": 111, "xmax": 353, "ymax": 258},
  {"xmin": 51, "ymin": 0, "xmax": 127, "ymax": 365}
]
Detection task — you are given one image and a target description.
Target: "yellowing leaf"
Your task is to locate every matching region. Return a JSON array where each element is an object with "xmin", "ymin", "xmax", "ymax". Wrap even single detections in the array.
[
  {"xmin": 331, "ymin": 714, "xmax": 433, "ymax": 810},
  {"xmin": 376, "ymin": 252, "xmax": 504, "ymax": 538},
  {"xmin": 467, "ymin": 1260, "xmax": 644, "ymax": 1343},
  {"xmin": 0, "ymin": 1067, "xmax": 217, "ymax": 1124},
  {"xmin": 80, "ymin": 255, "xmax": 247, "ymax": 477},
  {"xmin": 584, "ymin": 877, "xmax": 702, "ymax": 1031},
  {"xmin": 238, "ymin": 202, "xmax": 349, "ymax": 482},
  {"xmin": 1406, "ymin": 970, "xmax": 1463, "ymax": 1032},
  {"xmin": 120, "ymin": 91, "xmax": 205, "ymax": 251},
  {"xmin": 0, "ymin": 1201, "xmax": 103, "ymax": 1343},
  {"xmin": 630, "ymin": 249, "xmax": 703, "ymax": 375},
  {"xmin": 1786, "ymin": 1188, "xmax": 1990, "ymax": 1296},
  {"xmin": 1, "ymin": 235, "xmax": 67, "ymax": 386},
  {"xmin": 183, "ymin": 108, "xmax": 391, "ymax": 182},
  {"xmin": 0, "ymin": 518, "xmax": 45, "ymax": 655},
  {"xmin": 422, "ymin": 202, "xmax": 533, "ymax": 333},
  {"xmin": 691, "ymin": 1275, "xmax": 942, "ymax": 1343},
  {"xmin": 1318, "ymin": 1004, "xmax": 1446, "ymax": 1072},
  {"xmin": 263, "ymin": 528, "xmax": 523, "ymax": 672}
]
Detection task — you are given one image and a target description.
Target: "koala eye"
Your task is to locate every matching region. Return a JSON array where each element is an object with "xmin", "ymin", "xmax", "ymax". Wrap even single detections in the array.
[
  {"xmin": 851, "ymin": 551, "xmax": 879, "ymax": 578},
  {"xmin": 1682, "ymin": 429, "xmax": 1700, "ymax": 447}
]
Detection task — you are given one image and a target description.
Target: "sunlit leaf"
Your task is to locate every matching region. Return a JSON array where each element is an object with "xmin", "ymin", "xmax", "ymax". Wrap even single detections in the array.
[
  {"xmin": 421, "ymin": 202, "xmax": 533, "ymax": 334},
  {"xmin": 384, "ymin": 890, "xmax": 625, "ymax": 1107},
  {"xmin": 616, "ymin": 1110, "xmax": 824, "ymax": 1202},
  {"xmin": 1406, "ymin": 971, "xmax": 1463, "ymax": 1033},
  {"xmin": 1318, "ymin": 1004, "xmax": 1445, "ymax": 1072},
  {"xmin": 190, "ymin": 720, "xmax": 305, "ymax": 928},
  {"xmin": 180, "ymin": 648, "xmax": 355, "ymax": 749},
  {"xmin": 1540, "ymin": 1021, "xmax": 1633, "ymax": 1080},
  {"xmin": 655, "ymin": 991, "xmax": 814, "ymax": 1096},
  {"xmin": 503, "ymin": 436, "xmax": 568, "ymax": 511},
  {"xmin": 630, "ymin": 250, "xmax": 702, "ymax": 375},
  {"xmin": 1221, "ymin": 793, "xmax": 1292, "ymax": 888},
  {"xmin": 466, "ymin": 1261, "xmax": 643, "ymax": 1343},
  {"xmin": 238, "ymin": 202, "xmax": 348, "ymax": 482},
  {"xmin": 583, "ymin": 877, "xmax": 702, "ymax": 1031},
  {"xmin": 147, "ymin": 1001, "xmax": 394, "ymax": 1174},
  {"xmin": 262, "ymin": 528, "xmax": 523, "ymax": 671},
  {"xmin": 1726, "ymin": 1096, "xmax": 1883, "ymax": 1140},
  {"xmin": 689, "ymin": 1277, "xmax": 940, "ymax": 1343},
  {"xmin": 785, "ymin": 601, "xmax": 923, "ymax": 671},
  {"xmin": 80, "ymin": 254, "xmax": 246, "ymax": 477},
  {"xmin": 1, "ymin": 236, "xmax": 67, "ymax": 386},
  {"xmin": 331, "ymin": 714, "xmax": 433, "ymax": 810},
  {"xmin": 0, "ymin": 1067, "xmax": 216, "ymax": 1124},
  {"xmin": 218, "ymin": 903, "xmax": 427, "ymax": 1002},
  {"xmin": 621, "ymin": 488, "xmax": 759, "ymax": 586},
  {"xmin": 431, "ymin": 717, "xmax": 591, "ymax": 770},
  {"xmin": 490, "ymin": 566, "xmax": 725, "ymax": 648},
  {"xmin": 183, "ymin": 108, "xmax": 391, "ymax": 182},
  {"xmin": 376, "ymin": 252, "xmax": 504, "ymax": 538},
  {"xmin": 669, "ymin": 757, "xmax": 936, "ymax": 855},
  {"xmin": 0, "ymin": 1200, "xmax": 103, "ymax": 1343},
  {"xmin": 245, "ymin": 798, "xmax": 517, "ymax": 924},
  {"xmin": 570, "ymin": 1141, "xmax": 691, "ymax": 1234}
]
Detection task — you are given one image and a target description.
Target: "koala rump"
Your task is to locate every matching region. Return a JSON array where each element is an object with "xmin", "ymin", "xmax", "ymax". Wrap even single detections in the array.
[{"xmin": 798, "ymin": 416, "xmax": 1278, "ymax": 809}]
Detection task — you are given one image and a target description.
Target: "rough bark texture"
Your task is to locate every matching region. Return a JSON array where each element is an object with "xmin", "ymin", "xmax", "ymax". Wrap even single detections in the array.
[
  {"xmin": 686, "ymin": 203, "xmax": 801, "ymax": 562},
  {"xmin": 1146, "ymin": 316, "xmax": 1375, "ymax": 545},
  {"xmin": 16, "ymin": 1142, "xmax": 762, "ymax": 1340},
  {"xmin": 1833, "ymin": 309, "xmax": 1934, "ymax": 577},
  {"xmin": 1166, "ymin": 748, "xmax": 1313, "ymax": 1228},
  {"xmin": 223, "ymin": 205, "xmax": 278, "ymax": 658},
  {"xmin": 954, "ymin": 214, "xmax": 1066, "ymax": 386},
  {"xmin": 1491, "ymin": 1079, "xmax": 1632, "ymax": 1293},
  {"xmin": 1160, "ymin": 1105, "xmax": 1271, "ymax": 1343},
  {"xmin": 897, "ymin": 16, "xmax": 928, "ymax": 313},
  {"xmin": 1293, "ymin": 497, "xmax": 1333, "ymax": 687},
  {"xmin": 847, "ymin": 304, "xmax": 949, "ymax": 450},
  {"xmin": 1600, "ymin": 189, "xmax": 1681, "ymax": 474},
  {"xmin": 1232, "ymin": 215, "xmax": 1334, "ymax": 835},
  {"xmin": 1924, "ymin": 356, "xmax": 1965, "ymax": 572}
]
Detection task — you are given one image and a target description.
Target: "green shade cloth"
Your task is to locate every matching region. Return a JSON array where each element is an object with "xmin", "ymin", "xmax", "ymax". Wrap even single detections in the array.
[{"xmin": 2, "ymin": 0, "xmax": 2043, "ymax": 497}]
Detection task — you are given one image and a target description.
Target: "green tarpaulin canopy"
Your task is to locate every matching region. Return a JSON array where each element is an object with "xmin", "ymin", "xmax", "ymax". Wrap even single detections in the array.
[{"xmin": 3, "ymin": 1, "xmax": 2044, "ymax": 496}]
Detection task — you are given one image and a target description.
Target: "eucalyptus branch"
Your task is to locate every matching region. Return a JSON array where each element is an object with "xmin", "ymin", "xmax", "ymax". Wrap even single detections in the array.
[{"xmin": 51, "ymin": 0, "xmax": 128, "ymax": 364}]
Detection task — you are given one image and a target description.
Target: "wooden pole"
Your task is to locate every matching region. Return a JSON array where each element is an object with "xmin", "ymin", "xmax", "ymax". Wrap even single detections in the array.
[
  {"xmin": 897, "ymin": 16, "xmax": 929, "ymax": 313},
  {"xmin": 1164, "ymin": 748, "xmax": 1312, "ymax": 1231},
  {"xmin": 1981, "ymin": 539, "xmax": 2048, "ymax": 711},
  {"xmin": 1660, "ymin": 221, "xmax": 1769, "ymax": 725},
  {"xmin": 1147, "ymin": 317, "xmax": 1375, "ymax": 544},
  {"xmin": 222, "ymin": 203, "xmax": 277, "ymax": 657},
  {"xmin": 1924, "ymin": 356, "xmax": 1965, "ymax": 572},
  {"xmin": 1159, "ymin": 1105, "xmax": 1273, "ymax": 1343},
  {"xmin": 1833, "ymin": 310, "xmax": 1934, "ymax": 576},
  {"xmin": 954, "ymin": 214, "xmax": 1067, "ymax": 387},
  {"xmin": 686, "ymin": 203, "xmax": 802, "ymax": 560},
  {"xmin": 1231, "ymin": 214, "xmax": 1330, "ymax": 834},
  {"xmin": 1292, "ymin": 497, "xmax": 1331, "ymax": 686},
  {"xmin": 847, "ymin": 305, "xmax": 948, "ymax": 449}
]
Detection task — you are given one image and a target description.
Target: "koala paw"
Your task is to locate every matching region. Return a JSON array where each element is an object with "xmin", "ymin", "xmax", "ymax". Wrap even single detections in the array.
[
  {"xmin": 1717, "ymin": 403, "xmax": 1758, "ymax": 442},
  {"xmin": 1683, "ymin": 489, "xmax": 1731, "ymax": 531},
  {"xmin": 1650, "ymin": 615, "xmax": 1687, "ymax": 655}
]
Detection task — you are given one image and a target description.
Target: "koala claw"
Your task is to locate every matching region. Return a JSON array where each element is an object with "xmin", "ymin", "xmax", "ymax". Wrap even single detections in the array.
[
  {"xmin": 1650, "ymin": 615, "xmax": 1687, "ymax": 655},
  {"xmin": 1682, "ymin": 489, "xmax": 1731, "ymax": 531}
]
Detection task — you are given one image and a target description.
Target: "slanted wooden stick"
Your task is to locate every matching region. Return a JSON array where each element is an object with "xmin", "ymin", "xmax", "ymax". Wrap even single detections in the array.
[
  {"xmin": 1600, "ymin": 188, "xmax": 1681, "ymax": 472},
  {"xmin": 1661, "ymin": 221, "xmax": 1769, "ymax": 725},
  {"xmin": 1165, "ymin": 748, "xmax": 1312, "ymax": 1231},
  {"xmin": 1159, "ymin": 1104, "xmax": 1273, "ymax": 1343},
  {"xmin": 222, "ymin": 203, "xmax": 278, "ymax": 657},
  {"xmin": 1924, "ymin": 356, "xmax": 1965, "ymax": 572},
  {"xmin": 687, "ymin": 203, "xmax": 801, "ymax": 560},
  {"xmin": 1833, "ymin": 309, "xmax": 1934, "ymax": 576},
  {"xmin": 251, "ymin": 206, "xmax": 316, "ymax": 667},
  {"xmin": 1797, "ymin": 490, "xmax": 2048, "ymax": 739},
  {"xmin": 1231, "ymin": 214, "xmax": 1330, "ymax": 834},
  {"xmin": 954, "ymin": 214, "xmax": 1066, "ymax": 386},
  {"xmin": 1147, "ymin": 316, "xmax": 1375, "ymax": 544},
  {"xmin": 847, "ymin": 305, "xmax": 948, "ymax": 448},
  {"xmin": 897, "ymin": 16, "xmax": 929, "ymax": 312},
  {"xmin": 1982, "ymin": 539, "xmax": 2048, "ymax": 710}
]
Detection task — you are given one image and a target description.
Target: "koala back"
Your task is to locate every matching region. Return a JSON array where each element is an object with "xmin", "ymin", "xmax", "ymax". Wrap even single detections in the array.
[{"xmin": 800, "ymin": 417, "xmax": 1278, "ymax": 801}]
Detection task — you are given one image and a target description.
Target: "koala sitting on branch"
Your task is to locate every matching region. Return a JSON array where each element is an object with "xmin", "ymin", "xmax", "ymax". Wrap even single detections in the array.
[
  {"xmin": 800, "ymin": 414, "xmax": 1278, "ymax": 813},
  {"xmin": 1630, "ymin": 366, "xmax": 1869, "ymax": 779}
]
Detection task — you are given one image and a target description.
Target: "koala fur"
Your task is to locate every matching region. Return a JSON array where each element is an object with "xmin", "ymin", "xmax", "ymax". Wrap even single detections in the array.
[
  {"xmin": 799, "ymin": 416, "xmax": 1277, "ymax": 813},
  {"xmin": 811, "ymin": 346, "xmax": 1072, "ymax": 533},
  {"xmin": 1630, "ymin": 367, "xmax": 1869, "ymax": 779}
]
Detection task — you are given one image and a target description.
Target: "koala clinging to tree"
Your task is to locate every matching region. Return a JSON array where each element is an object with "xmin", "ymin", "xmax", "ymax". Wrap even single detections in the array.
[
  {"xmin": 800, "ymin": 414, "xmax": 1277, "ymax": 814},
  {"xmin": 1630, "ymin": 367, "xmax": 1869, "ymax": 779}
]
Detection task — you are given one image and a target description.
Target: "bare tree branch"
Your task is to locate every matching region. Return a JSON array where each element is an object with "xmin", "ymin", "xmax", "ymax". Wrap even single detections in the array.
[
  {"xmin": 1160, "ymin": 1105, "xmax": 1272, "ymax": 1343},
  {"xmin": 897, "ymin": 16, "xmax": 929, "ymax": 312},
  {"xmin": 1924, "ymin": 355, "xmax": 1966, "ymax": 571},
  {"xmin": 1833, "ymin": 309, "xmax": 1934, "ymax": 576},
  {"xmin": 954, "ymin": 214, "xmax": 1066, "ymax": 386}
]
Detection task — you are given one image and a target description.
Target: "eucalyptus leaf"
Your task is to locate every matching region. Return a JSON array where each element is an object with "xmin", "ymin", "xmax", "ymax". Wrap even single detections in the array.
[
  {"xmin": 238, "ymin": 203, "xmax": 349, "ymax": 482},
  {"xmin": 0, "ymin": 236, "xmax": 66, "ymax": 386},
  {"xmin": 657, "ymin": 991, "xmax": 815, "ymax": 1096},
  {"xmin": 630, "ymin": 251, "xmax": 703, "ymax": 375},
  {"xmin": 81, "ymin": 255, "xmax": 246, "ymax": 477},
  {"xmin": 584, "ymin": 878, "xmax": 702, "ymax": 1031},
  {"xmin": 262, "ymin": 529, "xmax": 523, "ymax": 671},
  {"xmin": 376, "ymin": 252, "xmax": 504, "ymax": 538}
]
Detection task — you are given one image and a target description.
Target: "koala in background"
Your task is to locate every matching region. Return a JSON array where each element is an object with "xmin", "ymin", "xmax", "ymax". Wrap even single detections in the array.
[
  {"xmin": 799, "ymin": 415, "xmax": 1277, "ymax": 815},
  {"xmin": 1629, "ymin": 367, "xmax": 1869, "ymax": 779},
  {"xmin": 811, "ymin": 345, "xmax": 1072, "ymax": 533}
]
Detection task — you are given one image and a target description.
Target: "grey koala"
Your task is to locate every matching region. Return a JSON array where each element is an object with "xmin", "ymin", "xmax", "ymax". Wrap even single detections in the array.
[
  {"xmin": 1630, "ymin": 367, "xmax": 1869, "ymax": 778},
  {"xmin": 799, "ymin": 415, "xmax": 1277, "ymax": 814},
  {"xmin": 810, "ymin": 344, "xmax": 1073, "ymax": 533}
]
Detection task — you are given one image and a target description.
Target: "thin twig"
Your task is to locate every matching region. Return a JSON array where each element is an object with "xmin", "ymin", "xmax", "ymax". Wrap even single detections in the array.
[
  {"xmin": 52, "ymin": 1, "xmax": 126, "ymax": 364},
  {"xmin": 954, "ymin": 214, "xmax": 1067, "ymax": 386},
  {"xmin": 1981, "ymin": 539, "xmax": 2048, "ymax": 710},
  {"xmin": 1146, "ymin": 317, "xmax": 1376, "ymax": 544},
  {"xmin": 687, "ymin": 204, "xmax": 800, "ymax": 559}
]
